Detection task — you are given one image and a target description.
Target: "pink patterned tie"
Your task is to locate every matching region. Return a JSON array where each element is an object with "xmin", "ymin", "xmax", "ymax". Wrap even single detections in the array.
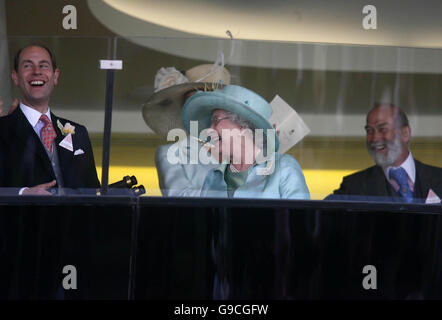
[{"xmin": 40, "ymin": 114, "xmax": 57, "ymax": 153}]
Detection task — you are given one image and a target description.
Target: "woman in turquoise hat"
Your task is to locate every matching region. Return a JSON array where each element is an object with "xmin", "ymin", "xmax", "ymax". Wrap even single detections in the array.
[{"xmin": 182, "ymin": 85, "xmax": 310, "ymax": 199}]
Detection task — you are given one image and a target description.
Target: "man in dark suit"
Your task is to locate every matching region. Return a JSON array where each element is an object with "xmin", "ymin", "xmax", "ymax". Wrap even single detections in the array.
[
  {"xmin": 324, "ymin": 104, "xmax": 442, "ymax": 299},
  {"xmin": 0, "ymin": 44, "xmax": 100, "ymax": 194},
  {"xmin": 326, "ymin": 103, "xmax": 442, "ymax": 203}
]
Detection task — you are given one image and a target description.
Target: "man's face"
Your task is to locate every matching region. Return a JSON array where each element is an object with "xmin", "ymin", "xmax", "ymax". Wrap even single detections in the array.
[
  {"xmin": 11, "ymin": 46, "xmax": 59, "ymax": 108},
  {"xmin": 365, "ymin": 106, "xmax": 410, "ymax": 167}
]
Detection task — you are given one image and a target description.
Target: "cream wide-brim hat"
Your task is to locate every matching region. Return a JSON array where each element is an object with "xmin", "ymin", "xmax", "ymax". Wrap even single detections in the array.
[{"xmin": 142, "ymin": 64, "xmax": 230, "ymax": 140}]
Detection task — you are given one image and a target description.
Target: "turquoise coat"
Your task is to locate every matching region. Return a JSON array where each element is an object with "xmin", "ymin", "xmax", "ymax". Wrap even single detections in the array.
[
  {"xmin": 156, "ymin": 140, "xmax": 310, "ymax": 199},
  {"xmin": 155, "ymin": 139, "xmax": 217, "ymax": 197},
  {"xmin": 200, "ymin": 153, "xmax": 310, "ymax": 200}
]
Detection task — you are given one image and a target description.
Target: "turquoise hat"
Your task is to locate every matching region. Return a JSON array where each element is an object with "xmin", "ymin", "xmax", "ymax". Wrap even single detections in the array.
[{"xmin": 182, "ymin": 85, "xmax": 279, "ymax": 151}]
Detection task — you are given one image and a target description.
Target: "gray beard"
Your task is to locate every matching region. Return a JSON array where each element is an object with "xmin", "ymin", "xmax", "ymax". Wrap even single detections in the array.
[{"xmin": 367, "ymin": 135, "xmax": 403, "ymax": 168}]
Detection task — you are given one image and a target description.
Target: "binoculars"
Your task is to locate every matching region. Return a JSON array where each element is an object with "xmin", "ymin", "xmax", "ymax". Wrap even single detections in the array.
[
  {"xmin": 109, "ymin": 175, "xmax": 138, "ymax": 189},
  {"xmin": 98, "ymin": 175, "xmax": 145, "ymax": 196}
]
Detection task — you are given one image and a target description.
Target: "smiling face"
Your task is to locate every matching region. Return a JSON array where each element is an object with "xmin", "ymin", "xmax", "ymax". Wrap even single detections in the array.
[
  {"xmin": 11, "ymin": 46, "xmax": 59, "ymax": 112},
  {"xmin": 365, "ymin": 105, "xmax": 410, "ymax": 168}
]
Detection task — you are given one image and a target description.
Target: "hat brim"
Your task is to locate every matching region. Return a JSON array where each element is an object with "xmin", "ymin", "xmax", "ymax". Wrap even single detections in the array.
[
  {"xmin": 182, "ymin": 91, "xmax": 279, "ymax": 151},
  {"xmin": 142, "ymin": 82, "xmax": 225, "ymax": 140}
]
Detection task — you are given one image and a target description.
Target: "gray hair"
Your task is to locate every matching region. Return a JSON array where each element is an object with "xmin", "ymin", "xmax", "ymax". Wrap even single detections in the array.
[
  {"xmin": 214, "ymin": 110, "xmax": 270, "ymax": 150},
  {"xmin": 371, "ymin": 103, "xmax": 410, "ymax": 128},
  {"xmin": 222, "ymin": 110, "xmax": 256, "ymax": 130}
]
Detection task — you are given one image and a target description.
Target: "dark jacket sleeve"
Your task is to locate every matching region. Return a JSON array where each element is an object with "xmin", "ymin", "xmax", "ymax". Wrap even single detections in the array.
[
  {"xmin": 0, "ymin": 126, "xmax": 5, "ymax": 189},
  {"xmin": 0, "ymin": 143, "xmax": 4, "ymax": 188},
  {"xmin": 324, "ymin": 177, "xmax": 352, "ymax": 200},
  {"xmin": 70, "ymin": 124, "xmax": 100, "ymax": 190},
  {"xmin": 0, "ymin": 136, "xmax": 21, "ymax": 195}
]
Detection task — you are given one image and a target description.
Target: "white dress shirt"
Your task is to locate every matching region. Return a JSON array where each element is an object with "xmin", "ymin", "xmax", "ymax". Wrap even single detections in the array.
[{"xmin": 20, "ymin": 103, "xmax": 52, "ymax": 140}]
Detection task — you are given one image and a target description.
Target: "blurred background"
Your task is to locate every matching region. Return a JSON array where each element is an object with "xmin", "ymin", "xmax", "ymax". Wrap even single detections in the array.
[{"xmin": 2, "ymin": 0, "xmax": 441, "ymax": 199}]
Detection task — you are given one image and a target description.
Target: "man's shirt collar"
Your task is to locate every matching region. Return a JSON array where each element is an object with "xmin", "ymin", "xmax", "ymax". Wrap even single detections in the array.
[
  {"xmin": 20, "ymin": 103, "xmax": 52, "ymax": 128},
  {"xmin": 384, "ymin": 151, "xmax": 416, "ymax": 183}
]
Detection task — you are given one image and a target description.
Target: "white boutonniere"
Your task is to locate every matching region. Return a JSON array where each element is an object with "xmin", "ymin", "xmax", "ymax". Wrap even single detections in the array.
[
  {"xmin": 57, "ymin": 120, "xmax": 75, "ymax": 152},
  {"xmin": 57, "ymin": 120, "xmax": 75, "ymax": 136}
]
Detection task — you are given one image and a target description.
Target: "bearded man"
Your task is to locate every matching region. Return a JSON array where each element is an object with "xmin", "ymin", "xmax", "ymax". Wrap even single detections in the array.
[{"xmin": 326, "ymin": 103, "xmax": 442, "ymax": 203}]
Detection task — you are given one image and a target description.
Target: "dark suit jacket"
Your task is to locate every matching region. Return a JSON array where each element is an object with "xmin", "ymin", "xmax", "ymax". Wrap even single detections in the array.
[
  {"xmin": 0, "ymin": 107, "xmax": 100, "ymax": 192},
  {"xmin": 325, "ymin": 160, "xmax": 442, "ymax": 203}
]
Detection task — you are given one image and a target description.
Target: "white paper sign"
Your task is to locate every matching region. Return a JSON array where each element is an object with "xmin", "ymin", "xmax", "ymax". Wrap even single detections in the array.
[
  {"xmin": 425, "ymin": 189, "xmax": 441, "ymax": 204},
  {"xmin": 59, "ymin": 133, "xmax": 73, "ymax": 152},
  {"xmin": 269, "ymin": 95, "xmax": 310, "ymax": 154}
]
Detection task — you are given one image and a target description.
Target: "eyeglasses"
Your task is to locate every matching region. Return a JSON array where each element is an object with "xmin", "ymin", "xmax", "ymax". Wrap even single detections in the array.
[{"xmin": 211, "ymin": 116, "xmax": 230, "ymax": 127}]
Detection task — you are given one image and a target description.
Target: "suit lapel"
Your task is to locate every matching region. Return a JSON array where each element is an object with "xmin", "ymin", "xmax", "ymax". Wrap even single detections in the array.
[
  {"xmin": 11, "ymin": 108, "xmax": 54, "ymax": 177},
  {"xmin": 52, "ymin": 113, "xmax": 74, "ymax": 185},
  {"xmin": 367, "ymin": 166, "xmax": 403, "ymax": 202},
  {"xmin": 414, "ymin": 160, "xmax": 432, "ymax": 201},
  {"xmin": 369, "ymin": 166, "xmax": 390, "ymax": 196},
  {"xmin": 53, "ymin": 113, "xmax": 65, "ymax": 147}
]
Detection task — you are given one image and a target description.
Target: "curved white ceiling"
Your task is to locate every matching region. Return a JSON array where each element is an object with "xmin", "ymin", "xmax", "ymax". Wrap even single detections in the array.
[
  {"xmin": 88, "ymin": 0, "xmax": 442, "ymax": 72},
  {"xmin": 91, "ymin": 0, "xmax": 442, "ymax": 47}
]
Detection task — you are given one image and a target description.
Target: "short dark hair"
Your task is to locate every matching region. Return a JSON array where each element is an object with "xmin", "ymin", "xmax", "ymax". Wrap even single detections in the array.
[
  {"xmin": 13, "ymin": 44, "xmax": 57, "ymax": 72},
  {"xmin": 372, "ymin": 103, "xmax": 409, "ymax": 128}
]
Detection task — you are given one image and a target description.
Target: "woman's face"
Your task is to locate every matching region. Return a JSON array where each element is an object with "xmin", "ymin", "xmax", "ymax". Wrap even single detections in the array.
[{"xmin": 208, "ymin": 109, "xmax": 255, "ymax": 165}]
